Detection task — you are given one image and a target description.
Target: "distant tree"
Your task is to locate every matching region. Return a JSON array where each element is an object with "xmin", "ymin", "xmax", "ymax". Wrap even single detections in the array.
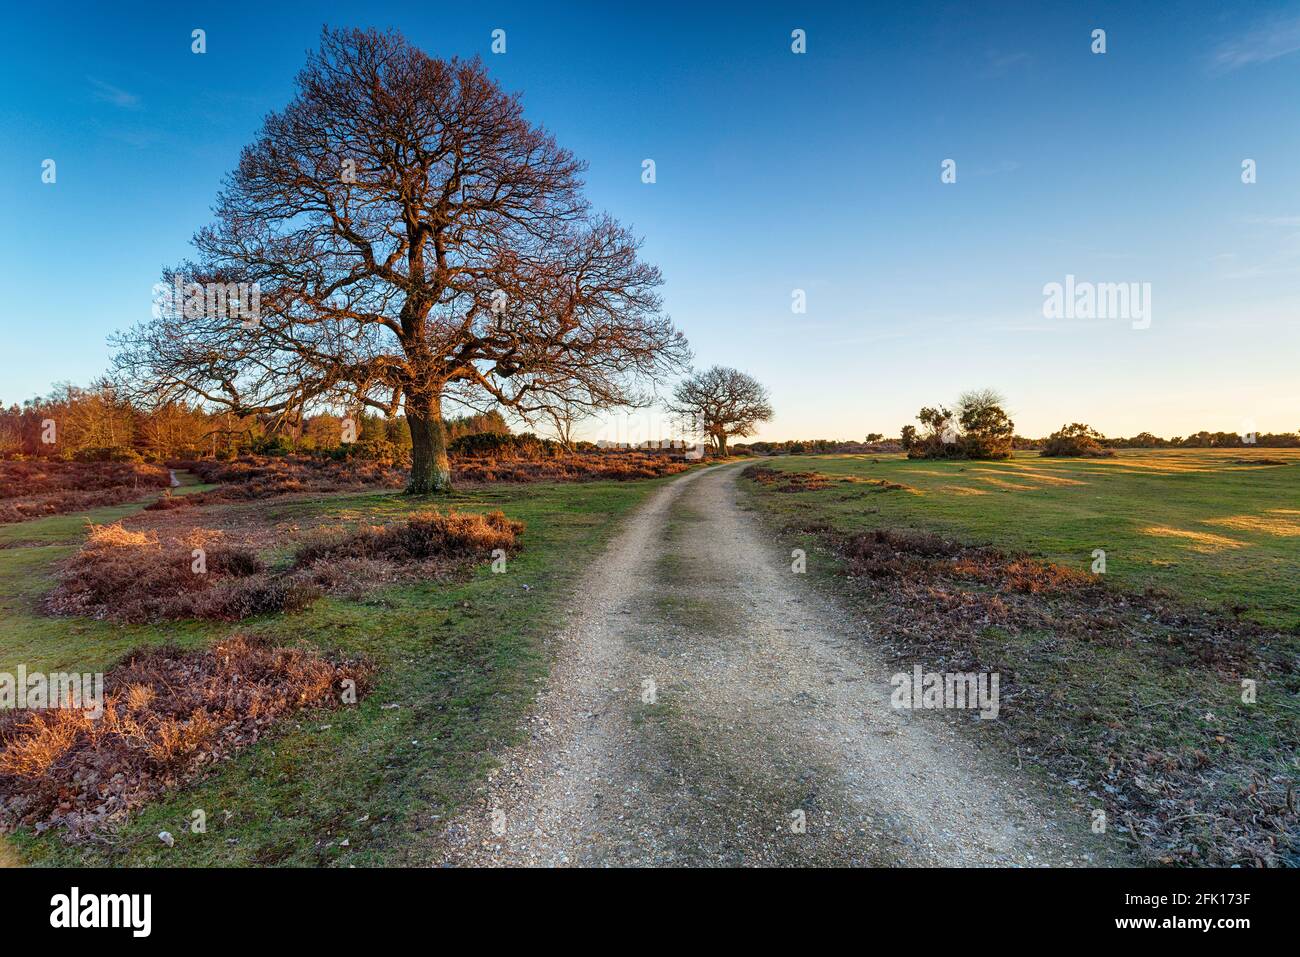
[
  {"xmin": 667, "ymin": 366, "xmax": 773, "ymax": 457},
  {"xmin": 906, "ymin": 389, "xmax": 1013, "ymax": 460},
  {"xmin": 907, "ymin": 405, "xmax": 960, "ymax": 459},
  {"xmin": 899, "ymin": 424, "xmax": 917, "ymax": 451},
  {"xmin": 539, "ymin": 398, "xmax": 590, "ymax": 452},
  {"xmin": 138, "ymin": 400, "xmax": 210, "ymax": 459},
  {"xmin": 1041, "ymin": 423, "xmax": 1114, "ymax": 457},
  {"xmin": 1121, "ymin": 431, "xmax": 1164, "ymax": 449},
  {"xmin": 865, "ymin": 432, "xmax": 884, "ymax": 443},
  {"xmin": 59, "ymin": 380, "xmax": 136, "ymax": 457},
  {"xmin": 956, "ymin": 388, "xmax": 1014, "ymax": 459},
  {"xmin": 110, "ymin": 27, "xmax": 687, "ymax": 493},
  {"xmin": 303, "ymin": 413, "xmax": 344, "ymax": 450},
  {"xmin": 444, "ymin": 410, "xmax": 509, "ymax": 441},
  {"xmin": 384, "ymin": 416, "xmax": 412, "ymax": 449},
  {"xmin": 0, "ymin": 421, "xmax": 19, "ymax": 457}
]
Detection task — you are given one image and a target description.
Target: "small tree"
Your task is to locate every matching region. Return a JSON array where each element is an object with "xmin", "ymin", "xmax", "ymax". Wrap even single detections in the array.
[
  {"xmin": 956, "ymin": 388, "xmax": 1014, "ymax": 459},
  {"xmin": 668, "ymin": 366, "xmax": 773, "ymax": 457},
  {"xmin": 899, "ymin": 424, "xmax": 917, "ymax": 451},
  {"xmin": 906, "ymin": 390, "xmax": 1014, "ymax": 460},
  {"xmin": 540, "ymin": 399, "xmax": 589, "ymax": 452},
  {"xmin": 907, "ymin": 405, "xmax": 961, "ymax": 459}
]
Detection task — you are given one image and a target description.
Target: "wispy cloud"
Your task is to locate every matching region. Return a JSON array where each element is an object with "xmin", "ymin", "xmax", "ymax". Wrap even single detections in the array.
[
  {"xmin": 1210, "ymin": 16, "xmax": 1300, "ymax": 72},
  {"xmin": 1243, "ymin": 215, "xmax": 1300, "ymax": 227},
  {"xmin": 980, "ymin": 50, "xmax": 1032, "ymax": 78},
  {"xmin": 87, "ymin": 76, "xmax": 141, "ymax": 110},
  {"xmin": 1217, "ymin": 235, "xmax": 1300, "ymax": 280}
]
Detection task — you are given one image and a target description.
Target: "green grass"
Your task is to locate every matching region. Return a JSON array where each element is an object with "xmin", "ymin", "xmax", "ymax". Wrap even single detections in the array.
[
  {"xmin": 0, "ymin": 476, "xmax": 666, "ymax": 866},
  {"xmin": 745, "ymin": 448, "xmax": 1300, "ymax": 630},
  {"xmin": 740, "ymin": 449, "xmax": 1300, "ymax": 864}
]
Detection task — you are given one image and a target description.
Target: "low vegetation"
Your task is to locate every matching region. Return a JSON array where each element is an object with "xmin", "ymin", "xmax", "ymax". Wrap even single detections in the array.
[
  {"xmin": 46, "ymin": 523, "xmax": 315, "ymax": 623},
  {"xmin": 453, "ymin": 449, "xmax": 691, "ymax": 483},
  {"xmin": 1041, "ymin": 423, "xmax": 1116, "ymax": 458},
  {"xmin": 743, "ymin": 464, "xmax": 911, "ymax": 494},
  {"xmin": 292, "ymin": 509, "xmax": 522, "ymax": 568},
  {"xmin": 148, "ymin": 456, "xmax": 407, "ymax": 510},
  {"xmin": 0, "ymin": 460, "xmax": 171, "ymax": 523},
  {"xmin": 0, "ymin": 635, "xmax": 370, "ymax": 834},
  {"xmin": 158, "ymin": 450, "xmax": 690, "ymax": 507},
  {"xmin": 743, "ymin": 450, "xmax": 1300, "ymax": 866},
  {"xmin": 0, "ymin": 472, "xmax": 663, "ymax": 865},
  {"xmin": 47, "ymin": 508, "xmax": 524, "ymax": 624}
]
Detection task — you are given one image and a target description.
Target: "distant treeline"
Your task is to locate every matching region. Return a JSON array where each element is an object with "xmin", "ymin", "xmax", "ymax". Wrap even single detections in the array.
[
  {"xmin": 0, "ymin": 382, "xmax": 508, "ymax": 462},
  {"xmin": 736, "ymin": 439, "xmax": 899, "ymax": 455},
  {"xmin": 738, "ymin": 429, "xmax": 1300, "ymax": 457},
  {"xmin": 1016, "ymin": 431, "xmax": 1300, "ymax": 450},
  {"xmin": 4, "ymin": 382, "xmax": 1296, "ymax": 463}
]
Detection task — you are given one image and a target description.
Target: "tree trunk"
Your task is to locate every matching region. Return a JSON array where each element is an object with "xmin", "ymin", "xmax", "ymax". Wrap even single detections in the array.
[
  {"xmin": 715, "ymin": 433, "xmax": 728, "ymax": 457},
  {"xmin": 406, "ymin": 393, "xmax": 451, "ymax": 494}
]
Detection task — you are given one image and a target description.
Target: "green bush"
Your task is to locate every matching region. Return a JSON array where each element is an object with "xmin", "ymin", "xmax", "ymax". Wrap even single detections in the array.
[
  {"xmin": 251, "ymin": 435, "xmax": 294, "ymax": 456},
  {"xmin": 73, "ymin": 446, "xmax": 144, "ymax": 463},
  {"xmin": 1041, "ymin": 423, "xmax": 1114, "ymax": 457},
  {"xmin": 330, "ymin": 438, "xmax": 405, "ymax": 465},
  {"xmin": 448, "ymin": 431, "xmax": 556, "ymax": 458}
]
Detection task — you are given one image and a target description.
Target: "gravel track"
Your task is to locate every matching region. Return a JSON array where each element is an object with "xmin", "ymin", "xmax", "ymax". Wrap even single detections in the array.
[{"xmin": 431, "ymin": 463, "xmax": 1105, "ymax": 866}]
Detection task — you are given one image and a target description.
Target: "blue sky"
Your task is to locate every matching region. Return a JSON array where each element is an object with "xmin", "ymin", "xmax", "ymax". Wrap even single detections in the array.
[{"xmin": 1, "ymin": 0, "xmax": 1298, "ymax": 441}]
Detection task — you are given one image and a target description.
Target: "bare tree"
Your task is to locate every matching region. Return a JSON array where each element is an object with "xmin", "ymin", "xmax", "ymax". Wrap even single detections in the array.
[
  {"xmin": 667, "ymin": 366, "xmax": 773, "ymax": 457},
  {"xmin": 111, "ymin": 27, "xmax": 687, "ymax": 492},
  {"xmin": 540, "ymin": 399, "xmax": 590, "ymax": 452}
]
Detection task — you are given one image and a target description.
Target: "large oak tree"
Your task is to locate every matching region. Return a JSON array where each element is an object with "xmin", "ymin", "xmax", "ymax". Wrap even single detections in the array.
[{"xmin": 112, "ymin": 27, "xmax": 688, "ymax": 491}]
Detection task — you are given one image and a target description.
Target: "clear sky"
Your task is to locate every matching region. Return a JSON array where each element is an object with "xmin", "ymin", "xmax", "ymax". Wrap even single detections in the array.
[{"xmin": 1, "ymin": 1, "xmax": 1297, "ymax": 442}]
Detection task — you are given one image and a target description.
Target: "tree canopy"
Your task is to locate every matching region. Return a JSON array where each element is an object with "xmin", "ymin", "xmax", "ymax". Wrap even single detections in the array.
[
  {"xmin": 111, "ymin": 27, "xmax": 688, "ymax": 491},
  {"xmin": 667, "ymin": 366, "xmax": 773, "ymax": 456}
]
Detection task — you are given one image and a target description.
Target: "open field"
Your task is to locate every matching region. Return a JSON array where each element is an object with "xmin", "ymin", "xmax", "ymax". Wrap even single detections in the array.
[
  {"xmin": 742, "ymin": 448, "xmax": 1300, "ymax": 630},
  {"xmin": 2, "ymin": 448, "xmax": 1296, "ymax": 867},
  {"xmin": 0, "ymin": 475, "xmax": 667, "ymax": 865},
  {"xmin": 740, "ymin": 449, "xmax": 1300, "ymax": 865}
]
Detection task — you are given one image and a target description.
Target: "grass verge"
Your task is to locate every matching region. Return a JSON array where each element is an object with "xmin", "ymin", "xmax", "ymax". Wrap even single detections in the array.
[
  {"xmin": 740, "ymin": 452, "xmax": 1300, "ymax": 866},
  {"xmin": 0, "ymin": 476, "xmax": 666, "ymax": 866}
]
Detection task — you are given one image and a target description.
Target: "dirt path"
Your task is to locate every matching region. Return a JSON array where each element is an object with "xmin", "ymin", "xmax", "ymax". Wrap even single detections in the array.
[{"xmin": 431, "ymin": 463, "xmax": 1108, "ymax": 866}]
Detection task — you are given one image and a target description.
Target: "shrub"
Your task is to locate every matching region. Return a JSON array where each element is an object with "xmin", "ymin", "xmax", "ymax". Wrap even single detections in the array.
[
  {"xmin": 250, "ymin": 434, "xmax": 294, "ymax": 456},
  {"xmin": 328, "ymin": 438, "xmax": 407, "ymax": 466},
  {"xmin": 905, "ymin": 391, "xmax": 1015, "ymax": 460},
  {"xmin": 1041, "ymin": 423, "xmax": 1115, "ymax": 457},
  {"xmin": 957, "ymin": 390, "xmax": 1014, "ymax": 459},
  {"xmin": 149, "ymin": 454, "xmax": 407, "ymax": 508},
  {"xmin": 0, "ymin": 634, "xmax": 370, "ymax": 832},
  {"xmin": 449, "ymin": 431, "xmax": 556, "ymax": 458},
  {"xmin": 743, "ymin": 464, "xmax": 841, "ymax": 492},
  {"xmin": 73, "ymin": 446, "xmax": 144, "ymax": 463},
  {"xmin": 294, "ymin": 509, "xmax": 524, "ymax": 567},
  {"xmin": 46, "ymin": 523, "xmax": 286, "ymax": 623}
]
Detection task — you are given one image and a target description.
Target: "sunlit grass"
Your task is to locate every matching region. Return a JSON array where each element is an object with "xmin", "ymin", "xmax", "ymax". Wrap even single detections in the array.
[{"xmin": 747, "ymin": 449, "xmax": 1300, "ymax": 629}]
